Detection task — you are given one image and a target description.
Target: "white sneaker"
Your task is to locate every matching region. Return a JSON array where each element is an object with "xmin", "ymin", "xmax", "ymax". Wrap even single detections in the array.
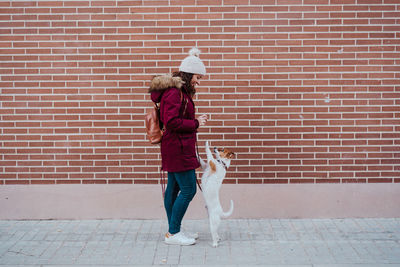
[
  {"xmin": 164, "ymin": 232, "xmax": 196, "ymax": 246},
  {"xmin": 181, "ymin": 227, "xmax": 199, "ymax": 239},
  {"xmin": 183, "ymin": 231, "xmax": 199, "ymax": 240}
]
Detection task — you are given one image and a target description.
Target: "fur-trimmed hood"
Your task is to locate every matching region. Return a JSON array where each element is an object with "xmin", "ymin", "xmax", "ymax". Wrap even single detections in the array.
[{"xmin": 149, "ymin": 75, "xmax": 184, "ymax": 103}]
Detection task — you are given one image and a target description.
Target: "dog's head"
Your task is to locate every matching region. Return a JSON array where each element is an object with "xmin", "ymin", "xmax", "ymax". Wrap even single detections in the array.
[{"xmin": 216, "ymin": 147, "xmax": 235, "ymax": 159}]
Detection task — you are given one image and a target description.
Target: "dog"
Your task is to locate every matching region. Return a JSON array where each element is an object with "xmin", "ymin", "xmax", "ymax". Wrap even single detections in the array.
[{"xmin": 198, "ymin": 141, "xmax": 235, "ymax": 247}]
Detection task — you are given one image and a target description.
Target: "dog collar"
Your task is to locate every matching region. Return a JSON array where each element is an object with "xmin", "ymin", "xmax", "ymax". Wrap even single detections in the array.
[{"xmin": 217, "ymin": 159, "xmax": 228, "ymax": 170}]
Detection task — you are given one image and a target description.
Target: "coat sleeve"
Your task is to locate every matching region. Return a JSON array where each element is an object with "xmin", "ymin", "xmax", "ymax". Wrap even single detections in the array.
[{"xmin": 162, "ymin": 88, "xmax": 199, "ymax": 133}]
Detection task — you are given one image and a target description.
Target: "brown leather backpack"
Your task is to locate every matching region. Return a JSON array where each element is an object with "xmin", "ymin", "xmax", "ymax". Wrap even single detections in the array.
[
  {"xmin": 145, "ymin": 103, "xmax": 163, "ymax": 144},
  {"xmin": 145, "ymin": 90, "xmax": 186, "ymax": 145}
]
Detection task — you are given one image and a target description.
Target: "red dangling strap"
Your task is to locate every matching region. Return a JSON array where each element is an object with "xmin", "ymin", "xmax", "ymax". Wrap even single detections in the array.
[
  {"xmin": 195, "ymin": 142, "xmax": 203, "ymax": 192},
  {"xmin": 160, "ymin": 167, "xmax": 166, "ymax": 199}
]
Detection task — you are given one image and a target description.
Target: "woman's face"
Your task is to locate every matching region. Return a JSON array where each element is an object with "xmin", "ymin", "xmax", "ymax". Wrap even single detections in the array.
[{"xmin": 190, "ymin": 74, "xmax": 203, "ymax": 88}]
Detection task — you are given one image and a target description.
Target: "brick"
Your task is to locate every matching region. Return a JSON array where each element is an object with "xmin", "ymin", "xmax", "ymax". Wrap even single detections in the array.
[{"xmin": 0, "ymin": 1, "xmax": 398, "ymax": 186}]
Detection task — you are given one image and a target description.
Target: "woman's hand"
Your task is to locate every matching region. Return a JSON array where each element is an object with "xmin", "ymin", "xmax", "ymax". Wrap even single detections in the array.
[{"xmin": 197, "ymin": 114, "xmax": 208, "ymax": 127}]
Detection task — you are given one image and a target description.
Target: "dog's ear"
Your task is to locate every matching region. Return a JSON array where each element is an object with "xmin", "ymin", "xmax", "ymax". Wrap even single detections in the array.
[{"xmin": 220, "ymin": 148, "xmax": 235, "ymax": 159}]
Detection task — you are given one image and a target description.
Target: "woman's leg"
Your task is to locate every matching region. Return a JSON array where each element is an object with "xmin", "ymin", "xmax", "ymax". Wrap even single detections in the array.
[
  {"xmin": 168, "ymin": 169, "xmax": 197, "ymax": 235},
  {"xmin": 164, "ymin": 172, "xmax": 180, "ymax": 226}
]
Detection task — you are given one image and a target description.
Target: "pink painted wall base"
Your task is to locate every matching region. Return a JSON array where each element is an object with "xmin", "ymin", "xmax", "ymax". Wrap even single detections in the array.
[{"xmin": 1, "ymin": 184, "xmax": 399, "ymax": 220}]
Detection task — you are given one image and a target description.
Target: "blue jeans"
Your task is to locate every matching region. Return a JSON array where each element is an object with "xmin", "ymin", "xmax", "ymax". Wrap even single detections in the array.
[{"xmin": 164, "ymin": 169, "xmax": 197, "ymax": 234}]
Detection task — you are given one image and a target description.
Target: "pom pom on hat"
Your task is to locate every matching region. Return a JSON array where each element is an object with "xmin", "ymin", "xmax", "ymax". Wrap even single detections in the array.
[
  {"xmin": 189, "ymin": 47, "xmax": 201, "ymax": 57},
  {"xmin": 179, "ymin": 47, "xmax": 206, "ymax": 75}
]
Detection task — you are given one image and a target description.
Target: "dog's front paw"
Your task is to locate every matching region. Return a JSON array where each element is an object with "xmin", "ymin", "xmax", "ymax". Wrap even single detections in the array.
[
  {"xmin": 205, "ymin": 141, "xmax": 209, "ymax": 149},
  {"xmin": 212, "ymin": 241, "xmax": 219, "ymax": 248}
]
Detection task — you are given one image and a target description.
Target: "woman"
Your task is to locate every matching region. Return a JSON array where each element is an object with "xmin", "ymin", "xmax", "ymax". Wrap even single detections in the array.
[{"xmin": 149, "ymin": 48, "xmax": 208, "ymax": 245}]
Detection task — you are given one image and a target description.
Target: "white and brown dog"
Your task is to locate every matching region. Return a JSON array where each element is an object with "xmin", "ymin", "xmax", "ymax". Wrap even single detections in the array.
[{"xmin": 198, "ymin": 141, "xmax": 235, "ymax": 247}]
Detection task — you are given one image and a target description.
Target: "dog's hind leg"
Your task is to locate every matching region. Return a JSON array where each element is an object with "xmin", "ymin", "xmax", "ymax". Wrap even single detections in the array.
[{"xmin": 209, "ymin": 214, "xmax": 222, "ymax": 247}]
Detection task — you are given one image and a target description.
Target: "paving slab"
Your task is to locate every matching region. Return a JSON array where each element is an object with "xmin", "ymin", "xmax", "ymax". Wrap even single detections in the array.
[{"xmin": 0, "ymin": 219, "xmax": 399, "ymax": 266}]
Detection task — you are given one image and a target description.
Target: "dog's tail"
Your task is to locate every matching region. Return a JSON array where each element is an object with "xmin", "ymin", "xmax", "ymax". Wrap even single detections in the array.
[{"xmin": 221, "ymin": 200, "xmax": 234, "ymax": 218}]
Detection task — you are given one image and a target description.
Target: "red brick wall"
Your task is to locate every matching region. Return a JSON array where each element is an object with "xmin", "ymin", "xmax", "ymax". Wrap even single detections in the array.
[{"xmin": 0, "ymin": 0, "xmax": 399, "ymax": 185}]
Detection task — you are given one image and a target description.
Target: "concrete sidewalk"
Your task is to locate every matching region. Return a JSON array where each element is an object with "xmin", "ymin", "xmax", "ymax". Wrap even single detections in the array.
[{"xmin": 0, "ymin": 218, "xmax": 399, "ymax": 266}]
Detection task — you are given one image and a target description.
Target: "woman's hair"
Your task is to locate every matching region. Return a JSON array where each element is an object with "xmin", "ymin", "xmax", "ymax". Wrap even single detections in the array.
[{"xmin": 172, "ymin": 71, "xmax": 195, "ymax": 96}]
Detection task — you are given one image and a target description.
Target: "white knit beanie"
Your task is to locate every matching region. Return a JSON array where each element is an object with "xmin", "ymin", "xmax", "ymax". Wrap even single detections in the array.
[{"xmin": 179, "ymin": 47, "xmax": 206, "ymax": 75}]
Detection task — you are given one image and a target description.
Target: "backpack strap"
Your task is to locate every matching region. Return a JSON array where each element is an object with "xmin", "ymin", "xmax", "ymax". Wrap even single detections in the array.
[{"xmin": 154, "ymin": 103, "xmax": 164, "ymax": 132}]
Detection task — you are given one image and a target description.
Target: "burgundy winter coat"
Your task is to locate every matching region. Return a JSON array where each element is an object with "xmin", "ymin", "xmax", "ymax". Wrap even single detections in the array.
[{"xmin": 149, "ymin": 75, "xmax": 200, "ymax": 172}]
